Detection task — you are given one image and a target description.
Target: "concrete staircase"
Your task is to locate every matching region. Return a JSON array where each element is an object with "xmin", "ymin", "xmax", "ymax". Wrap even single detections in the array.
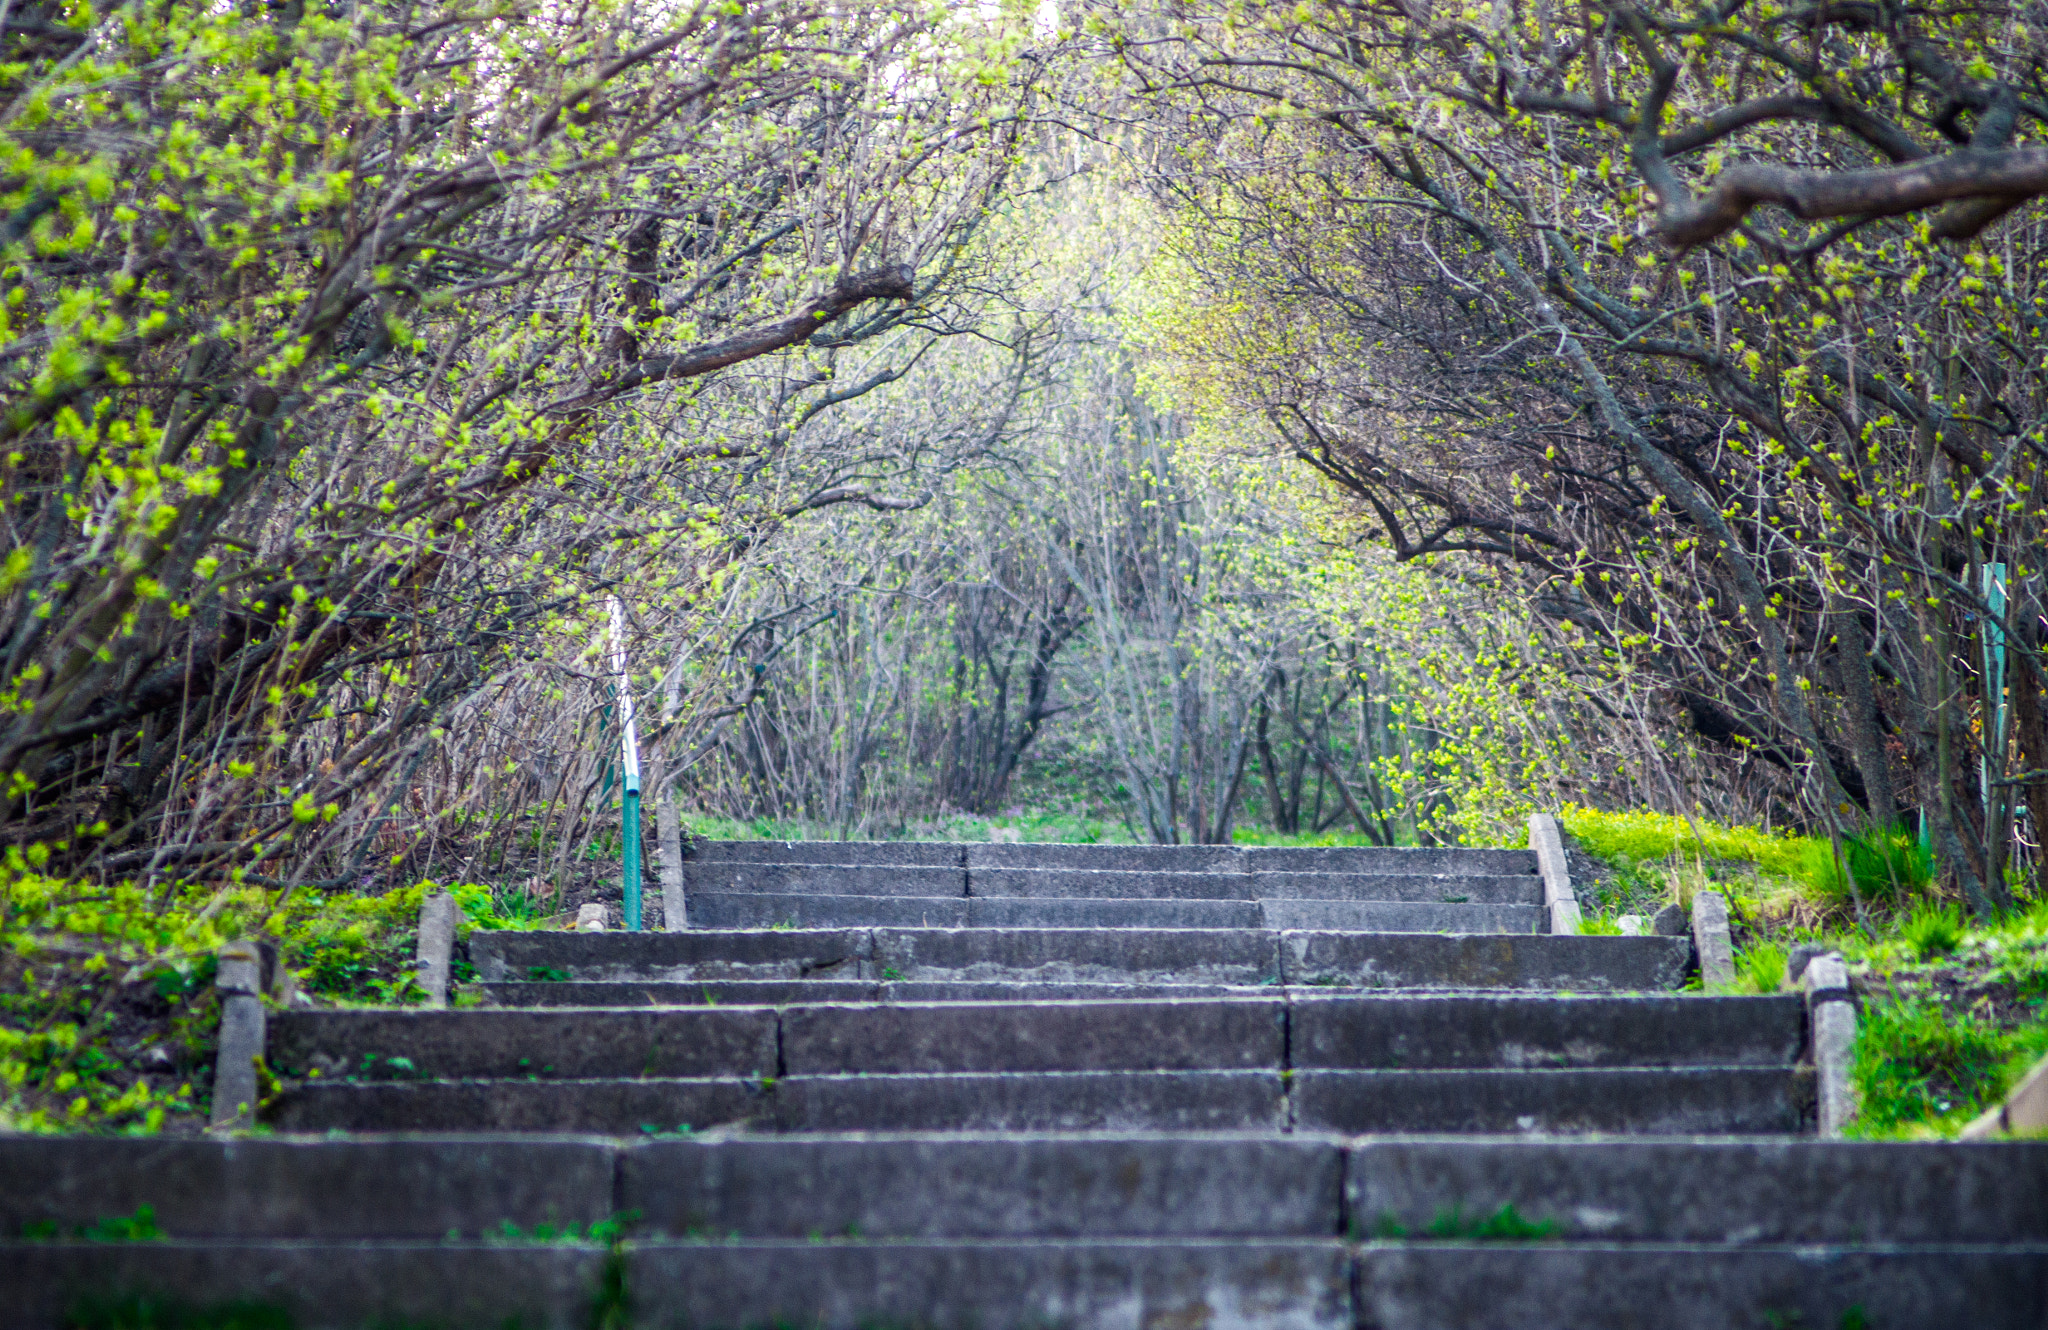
[
  {"xmin": 265, "ymin": 840, "xmax": 1801, "ymax": 1136},
  {"xmin": 7, "ymin": 838, "xmax": 2046, "ymax": 1327}
]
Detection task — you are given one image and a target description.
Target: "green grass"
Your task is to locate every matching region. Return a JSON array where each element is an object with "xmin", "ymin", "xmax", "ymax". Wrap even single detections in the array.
[
  {"xmin": 22, "ymin": 1204, "xmax": 165, "ymax": 1242},
  {"xmin": 1372, "ymin": 1202, "xmax": 1559, "ymax": 1240},
  {"xmin": 1560, "ymin": 805, "xmax": 1812, "ymax": 878},
  {"xmin": 1733, "ymin": 942, "xmax": 1787, "ymax": 994},
  {"xmin": 1900, "ymin": 901, "xmax": 1965, "ymax": 961},
  {"xmin": 1850, "ymin": 998, "xmax": 2048, "ymax": 1138}
]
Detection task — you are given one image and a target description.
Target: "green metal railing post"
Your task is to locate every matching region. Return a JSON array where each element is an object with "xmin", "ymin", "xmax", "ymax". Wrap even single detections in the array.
[{"xmin": 608, "ymin": 596, "xmax": 644, "ymax": 932}]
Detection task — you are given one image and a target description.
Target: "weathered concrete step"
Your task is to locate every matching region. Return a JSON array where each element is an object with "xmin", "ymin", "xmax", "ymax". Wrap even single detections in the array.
[
  {"xmin": 960, "ymin": 843, "xmax": 1538, "ymax": 874},
  {"xmin": 472, "ymin": 927, "xmax": 868, "ymax": 983},
  {"xmin": 475, "ymin": 927, "xmax": 1694, "ymax": 990},
  {"xmin": 691, "ymin": 892, "xmax": 1545, "ymax": 931},
  {"xmin": 963, "ymin": 868, "xmax": 1539, "ymax": 901},
  {"xmin": 1292, "ymin": 993, "xmax": 1805, "ymax": 1069},
  {"xmin": 690, "ymin": 839, "xmax": 965, "ymax": 865},
  {"xmin": 629, "ymin": 1237, "xmax": 1351, "ymax": 1330},
  {"xmin": 1349, "ymin": 1138, "xmax": 2048, "ymax": 1244},
  {"xmin": 268, "ymin": 1066, "xmax": 1797, "ymax": 1135},
  {"xmin": 2, "ymin": 1241, "xmax": 606, "ymax": 1330},
  {"xmin": 965, "ymin": 843, "xmax": 1247, "ymax": 871},
  {"xmin": 269, "ymin": 1007, "xmax": 780, "ymax": 1080},
  {"xmin": 1355, "ymin": 1243, "xmax": 2048, "ymax": 1330},
  {"xmin": 684, "ymin": 863, "xmax": 966, "ymax": 896},
  {"xmin": 1244, "ymin": 845, "xmax": 1536, "ymax": 874},
  {"xmin": 1294, "ymin": 1067, "xmax": 1810, "ymax": 1134},
  {"xmin": 13, "ymin": 1135, "xmax": 2044, "ymax": 1248},
  {"xmin": 11, "ymin": 1239, "xmax": 2037, "ymax": 1330},
  {"xmin": 1282, "ymin": 931, "xmax": 1690, "ymax": 990},
  {"xmin": 1251, "ymin": 871, "xmax": 1541, "ymax": 902},
  {"xmin": 624, "ymin": 1134, "xmax": 1342, "ymax": 1237},
  {"xmin": 1260, "ymin": 900, "xmax": 1539, "ymax": 932},
  {"xmin": 275, "ymin": 995, "xmax": 1799, "ymax": 1080},
  {"xmin": 265, "ymin": 1071, "xmax": 1291, "ymax": 1133},
  {"xmin": 273, "ymin": 1001, "xmax": 1286, "ymax": 1076},
  {"xmin": 483, "ymin": 979, "xmax": 1281, "ymax": 1005},
  {"xmin": 690, "ymin": 892, "xmax": 970, "ymax": 928},
  {"xmin": 0, "ymin": 1136, "xmax": 617, "ymax": 1240}
]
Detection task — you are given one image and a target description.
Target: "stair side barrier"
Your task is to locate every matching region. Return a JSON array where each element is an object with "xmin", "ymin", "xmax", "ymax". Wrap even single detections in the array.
[
  {"xmin": 1527, "ymin": 813, "xmax": 1582, "ymax": 935},
  {"xmin": 1803, "ymin": 952, "xmax": 1858, "ymax": 1137},
  {"xmin": 209, "ymin": 940, "xmax": 267, "ymax": 1130}
]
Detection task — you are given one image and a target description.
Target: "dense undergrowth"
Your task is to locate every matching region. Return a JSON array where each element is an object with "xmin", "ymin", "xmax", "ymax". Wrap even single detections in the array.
[
  {"xmin": 0, "ymin": 858, "xmax": 546, "ymax": 1134},
  {"xmin": 1560, "ymin": 807, "xmax": 2048, "ymax": 1138}
]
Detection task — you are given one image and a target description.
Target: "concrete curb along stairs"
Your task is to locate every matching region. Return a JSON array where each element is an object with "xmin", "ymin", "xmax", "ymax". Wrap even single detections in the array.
[{"xmin": 6, "ymin": 817, "xmax": 2040, "ymax": 1327}]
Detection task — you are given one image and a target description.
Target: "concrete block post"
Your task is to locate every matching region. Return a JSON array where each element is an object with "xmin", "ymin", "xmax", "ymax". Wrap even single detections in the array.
[
  {"xmin": 1527, "ymin": 813, "xmax": 1582, "ymax": 935},
  {"xmin": 415, "ymin": 891, "xmax": 459, "ymax": 1009},
  {"xmin": 208, "ymin": 940, "xmax": 266, "ymax": 1131},
  {"xmin": 656, "ymin": 788, "xmax": 686, "ymax": 932},
  {"xmin": 1692, "ymin": 891, "xmax": 1737, "ymax": 987},
  {"xmin": 1804, "ymin": 953, "xmax": 1858, "ymax": 1137}
]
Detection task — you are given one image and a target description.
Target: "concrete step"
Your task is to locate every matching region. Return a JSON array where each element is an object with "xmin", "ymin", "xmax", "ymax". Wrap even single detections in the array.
[
  {"xmin": 1259, "ymin": 900, "xmax": 1540, "ymax": 932},
  {"xmin": 621, "ymin": 1133, "xmax": 1342, "ymax": 1237},
  {"xmin": 965, "ymin": 843, "xmax": 1248, "ymax": 871},
  {"xmin": 10, "ymin": 1238, "xmax": 2037, "ymax": 1330},
  {"xmin": 1354, "ymin": 1243, "xmax": 2048, "ymax": 1330},
  {"xmin": 0, "ymin": 1136, "xmax": 616, "ymax": 1240},
  {"xmin": 482, "ymin": 979, "xmax": 1283, "ymax": 1005},
  {"xmin": 275, "ymin": 1000, "xmax": 1293, "ymax": 1078},
  {"xmin": 1251, "ymin": 871, "xmax": 1542, "ymax": 902},
  {"xmin": 689, "ymin": 892, "xmax": 970, "ymax": 928},
  {"xmin": 629, "ymin": 1237, "xmax": 1351, "ymax": 1330},
  {"xmin": 1346, "ymin": 1138, "xmax": 2048, "ymax": 1244},
  {"xmin": 267, "ymin": 1065, "xmax": 1799, "ymax": 1135},
  {"xmin": 1281, "ymin": 931, "xmax": 1690, "ymax": 990},
  {"xmin": 477, "ymin": 927, "xmax": 1693, "ymax": 990},
  {"xmin": 1293, "ymin": 1066, "xmax": 1810, "ymax": 1133},
  {"xmin": 472, "ymin": 927, "xmax": 869, "ymax": 983},
  {"xmin": 13, "ymin": 1135, "xmax": 2044, "ymax": 1245},
  {"xmin": 690, "ymin": 893, "xmax": 1545, "ymax": 932},
  {"xmin": 683, "ymin": 862, "xmax": 967, "ymax": 896},
  {"xmin": 1246, "ymin": 845, "xmax": 1536, "ymax": 874},
  {"xmin": 690, "ymin": 840, "xmax": 964, "ymax": 865},
  {"xmin": 269, "ymin": 1007, "xmax": 780, "ymax": 1080},
  {"xmin": 1291, "ymin": 993, "xmax": 1806, "ymax": 1069},
  {"xmin": 969, "ymin": 896, "xmax": 1262, "ymax": 927},
  {"xmin": 965, "ymin": 868, "xmax": 1539, "ymax": 902},
  {"xmin": 265, "ymin": 1071, "xmax": 1293, "ymax": 1133},
  {"xmin": 684, "ymin": 865, "xmax": 1539, "ymax": 903},
  {"xmin": 1, "ymin": 1242, "xmax": 608, "ymax": 1330},
  {"xmin": 959, "ymin": 843, "xmax": 1539, "ymax": 874}
]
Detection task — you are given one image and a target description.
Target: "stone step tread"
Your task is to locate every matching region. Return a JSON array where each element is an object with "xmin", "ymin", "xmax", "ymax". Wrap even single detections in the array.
[
  {"xmin": 482, "ymin": 979, "xmax": 1286, "ymax": 1004},
  {"xmin": 682, "ymin": 865, "xmax": 1542, "ymax": 903},
  {"xmin": 264, "ymin": 1066, "xmax": 1807, "ymax": 1135},
  {"xmin": 474, "ymin": 929, "xmax": 1692, "ymax": 992},
  {"xmin": 272, "ymin": 994, "xmax": 1802, "ymax": 1079},
  {"xmin": 686, "ymin": 892, "xmax": 1544, "ymax": 931},
  {"xmin": 10, "ymin": 1136, "xmax": 2045, "ymax": 1244},
  {"xmin": 685, "ymin": 841, "xmax": 1538, "ymax": 875},
  {"xmin": 11, "ymin": 1240, "xmax": 2039, "ymax": 1330}
]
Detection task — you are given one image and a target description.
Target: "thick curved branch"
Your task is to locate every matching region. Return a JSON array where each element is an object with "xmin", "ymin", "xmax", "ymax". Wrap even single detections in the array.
[
  {"xmin": 552, "ymin": 263, "xmax": 917, "ymax": 410},
  {"xmin": 1654, "ymin": 148, "xmax": 2048, "ymax": 246}
]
